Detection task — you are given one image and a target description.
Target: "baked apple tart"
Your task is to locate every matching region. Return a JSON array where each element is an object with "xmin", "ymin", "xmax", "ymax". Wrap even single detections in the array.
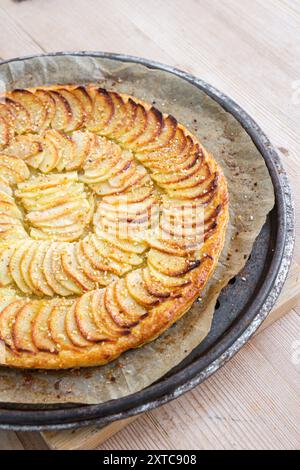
[{"xmin": 0, "ymin": 85, "xmax": 228, "ymax": 369}]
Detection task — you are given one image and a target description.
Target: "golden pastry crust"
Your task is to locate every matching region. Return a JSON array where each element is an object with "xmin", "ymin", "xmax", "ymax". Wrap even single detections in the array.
[{"xmin": 0, "ymin": 85, "xmax": 228, "ymax": 369}]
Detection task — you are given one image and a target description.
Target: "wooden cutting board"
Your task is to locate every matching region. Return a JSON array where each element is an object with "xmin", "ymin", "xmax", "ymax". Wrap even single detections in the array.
[{"xmin": 32, "ymin": 261, "xmax": 300, "ymax": 450}]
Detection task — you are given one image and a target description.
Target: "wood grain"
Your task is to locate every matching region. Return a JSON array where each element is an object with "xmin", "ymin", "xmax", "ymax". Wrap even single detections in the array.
[{"xmin": 0, "ymin": 0, "xmax": 299, "ymax": 450}]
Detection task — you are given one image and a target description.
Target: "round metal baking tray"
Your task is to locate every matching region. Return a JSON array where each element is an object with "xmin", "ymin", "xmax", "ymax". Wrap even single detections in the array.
[{"xmin": 0, "ymin": 52, "xmax": 295, "ymax": 431}]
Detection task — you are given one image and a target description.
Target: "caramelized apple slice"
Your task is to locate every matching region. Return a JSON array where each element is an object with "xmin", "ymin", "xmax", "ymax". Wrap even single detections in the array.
[
  {"xmin": 97, "ymin": 91, "xmax": 127, "ymax": 137},
  {"xmin": 104, "ymin": 281, "xmax": 140, "ymax": 328},
  {"xmin": 49, "ymin": 90, "xmax": 72, "ymax": 130},
  {"xmin": 34, "ymin": 89, "xmax": 56, "ymax": 130},
  {"xmin": 90, "ymin": 289, "xmax": 127, "ymax": 338},
  {"xmin": 16, "ymin": 171, "xmax": 77, "ymax": 193},
  {"xmin": 32, "ymin": 300, "xmax": 58, "ymax": 353},
  {"xmin": 75, "ymin": 241, "xmax": 117, "ymax": 285},
  {"xmin": 168, "ymin": 172, "xmax": 218, "ymax": 200},
  {"xmin": 109, "ymin": 97, "xmax": 137, "ymax": 140},
  {"xmin": 5, "ymin": 134, "xmax": 42, "ymax": 160},
  {"xmin": 86, "ymin": 88, "xmax": 114, "ymax": 132},
  {"xmin": 72, "ymin": 86, "xmax": 93, "ymax": 121},
  {"xmin": 9, "ymin": 89, "xmax": 47, "ymax": 133},
  {"xmin": 117, "ymin": 103, "xmax": 147, "ymax": 145},
  {"xmin": 0, "ymin": 299, "xmax": 26, "ymax": 350},
  {"xmin": 45, "ymin": 129, "xmax": 75, "ymax": 171},
  {"xmin": 125, "ymin": 270, "xmax": 159, "ymax": 306},
  {"xmin": 51, "ymin": 243, "xmax": 82, "ymax": 295},
  {"xmin": 57, "ymin": 89, "xmax": 85, "ymax": 132},
  {"xmin": 43, "ymin": 243, "xmax": 74, "ymax": 296},
  {"xmin": 142, "ymin": 267, "xmax": 174, "ymax": 298},
  {"xmin": 13, "ymin": 301, "xmax": 39, "ymax": 353},
  {"xmin": 114, "ymin": 278, "xmax": 148, "ymax": 318},
  {"xmin": 125, "ymin": 107, "xmax": 163, "ymax": 150},
  {"xmin": 67, "ymin": 130, "xmax": 93, "ymax": 170},
  {"xmin": 147, "ymin": 262, "xmax": 191, "ymax": 287},
  {"xmin": 151, "ymin": 157, "xmax": 203, "ymax": 186},
  {"xmin": 49, "ymin": 300, "xmax": 78, "ymax": 351},
  {"xmin": 138, "ymin": 114, "xmax": 177, "ymax": 153},
  {"xmin": 75, "ymin": 291, "xmax": 109, "ymax": 342},
  {"xmin": 80, "ymin": 237, "xmax": 125, "ymax": 276},
  {"xmin": 148, "ymin": 249, "xmax": 200, "ymax": 277},
  {"xmin": 61, "ymin": 244, "xmax": 95, "ymax": 292},
  {"xmin": 4, "ymin": 97, "xmax": 30, "ymax": 134},
  {"xmin": 65, "ymin": 302, "xmax": 93, "ymax": 348}
]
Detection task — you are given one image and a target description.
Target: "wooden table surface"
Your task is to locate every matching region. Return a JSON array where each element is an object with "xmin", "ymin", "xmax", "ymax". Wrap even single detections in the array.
[{"xmin": 0, "ymin": 0, "xmax": 299, "ymax": 450}]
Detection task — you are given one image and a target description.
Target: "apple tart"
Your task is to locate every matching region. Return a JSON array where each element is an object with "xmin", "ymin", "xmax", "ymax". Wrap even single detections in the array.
[{"xmin": 0, "ymin": 85, "xmax": 228, "ymax": 369}]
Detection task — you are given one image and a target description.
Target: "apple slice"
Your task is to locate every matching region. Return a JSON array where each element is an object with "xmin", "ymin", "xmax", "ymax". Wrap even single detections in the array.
[
  {"xmin": 13, "ymin": 300, "xmax": 39, "ymax": 353},
  {"xmin": 160, "ymin": 162, "xmax": 210, "ymax": 191},
  {"xmin": 104, "ymin": 281, "xmax": 140, "ymax": 328},
  {"xmin": 72, "ymin": 86, "xmax": 93, "ymax": 121},
  {"xmin": 109, "ymin": 97, "xmax": 138, "ymax": 140},
  {"xmin": 168, "ymin": 172, "xmax": 218, "ymax": 200},
  {"xmin": 86, "ymin": 88, "xmax": 114, "ymax": 132},
  {"xmin": 90, "ymin": 165, "xmax": 148, "ymax": 196},
  {"xmin": 81, "ymin": 236, "xmax": 129, "ymax": 277},
  {"xmin": 0, "ymin": 154, "xmax": 30, "ymax": 184},
  {"xmin": 147, "ymin": 249, "xmax": 200, "ymax": 277},
  {"xmin": 74, "ymin": 291, "xmax": 109, "ymax": 342},
  {"xmin": 65, "ymin": 302, "xmax": 93, "ymax": 348},
  {"xmin": 32, "ymin": 300, "xmax": 58, "ymax": 353},
  {"xmin": 91, "ymin": 235, "xmax": 143, "ymax": 266},
  {"xmin": 20, "ymin": 241, "xmax": 38, "ymax": 293},
  {"xmin": 147, "ymin": 262, "xmax": 191, "ymax": 287},
  {"xmin": 57, "ymin": 89, "xmax": 85, "ymax": 132},
  {"xmin": 9, "ymin": 241, "xmax": 34, "ymax": 294},
  {"xmin": 0, "ymin": 175, "xmax": 12, "ymax": 195},
  {"xmin": 90, "ymin": 289, "xmax": 128, "ymax": 338},
  {"xmin": 49, "ymin": 90, "xmax": 72, "ymax": 130},
  {"xmin": 94, "ymin": 229, "xmax": 147, "ymax": 254},
  {"xmin": 43, "ymin": 243, "xmax": 74, "ymax": 296},
  {"xmin": 67, "ymin": 130, "xmax": 94, "ymax": 170},
  {"xmin": 151, "ymin": 157, "xmax": 202, "ymax": 186},
  {"xmin": 102, "ymin": 184, "xmax": 153, "ymax": 206},
  {"xmin": 5, "ymin": 134, "xmax": 43, "ymax": 160},
  {"xmin": 137, "ymin": 114, "xmax": 177, "ymax": 153},
  {"xmin": 0, "ymin": 103, "xmax": 15, "ymax": 143},
  {"xmin": 0, "ymin": 244, "xmax": 19, "ymax": 286},
  {"xmin": 0, "ymin": 299, "xmax": 26, "ymax": 350},
  {"xmin": 125, "ymin": 270, "xmax": 159, "ymax": 306},
  {"xmin": 29, "ymin": 242, "xmax": 54, "ymax": 297},
  {"xmin": 0, "ymin": 116, "xmax": 9, "ymax": 149},
  {"xmin": 117, "ymin": 102, "xmax": 146, "ymax": 144},
  {"xmin": 45, "ymin": 129, "xmax": 75, "ymax": 171},
  {"xmin": 9, "ymin": 89, "xmax": 47, "ymax": 133},
  {"xmin": 125, "ymin": 106, "xmax": 163, "ymax": 150},
  {"xmin": 4, "ymin": 97, "xmax": 31, "ymax": 134},
  {"xmin": 34, "ymin": 89, "xmax": 56, "ymax": 130},
  {"xmin": 89, "ymin": 235, "xmax": 132, "ymax": 275},
  {"xmin": 75, "ymin": 241, "xmax": 117, "ymax": 285},
  {"xmin": 49, "ymin": 299, "xmax": 79, "ymax": 351},
  {"xmin": 142, "ymin": 267, "xmax": 176, "ymax": 298},
  {"xmin": 53, "ymin": 243, "xmax": 82, "ymax": 295},
  {"xmin": 97, "ymin": 91, "xmax": 127, "ymax": 138},
  {"xmin": 16, "ymin": 171, "xmax": 78, "ymax": 193},
  {"xmin": 61, "ymin": 244, "xmax": 95, "ymax": 292},
  {"xmin": 145, "ymin": 232, "xmax": 199, "ymax": 256},
  {"xmin": 114, "ymin": 278, "xmax": 148, "ymax": 318}
]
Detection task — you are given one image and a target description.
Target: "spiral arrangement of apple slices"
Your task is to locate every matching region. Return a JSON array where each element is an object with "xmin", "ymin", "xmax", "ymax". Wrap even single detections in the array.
[{"xmin": 0, "ymin": 85, "xmax": 228, "ymax": 369}]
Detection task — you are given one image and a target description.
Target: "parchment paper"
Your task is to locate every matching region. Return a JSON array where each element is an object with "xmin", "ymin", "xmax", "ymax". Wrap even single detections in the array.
[{"xmin": 0, "ymin": 55, "xmax": 274, "ymax": 404}]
